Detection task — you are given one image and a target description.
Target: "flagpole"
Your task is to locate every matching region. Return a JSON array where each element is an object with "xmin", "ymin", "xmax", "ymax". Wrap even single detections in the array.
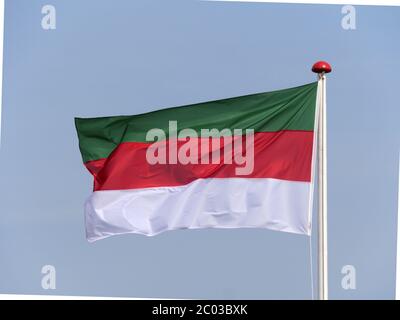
[{"xmin": 312, "ymin": 61, "xmax": 332, "ymax": 300}]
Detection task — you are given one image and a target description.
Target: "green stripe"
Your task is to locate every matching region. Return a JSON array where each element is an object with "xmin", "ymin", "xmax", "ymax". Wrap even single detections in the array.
[{"xmin": 75, "ymin": 81, "xmax": 317, "ymax": 163}]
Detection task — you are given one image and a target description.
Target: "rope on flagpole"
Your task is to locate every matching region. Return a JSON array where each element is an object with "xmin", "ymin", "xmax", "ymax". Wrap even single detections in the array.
[{"xmin": 308, "ymin": 234, "xmax": 315, "ymax": 300}]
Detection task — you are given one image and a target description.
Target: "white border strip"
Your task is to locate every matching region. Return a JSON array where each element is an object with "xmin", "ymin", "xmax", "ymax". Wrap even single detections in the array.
[
  {"xmin": 203, "ymin": 0, "xmax": 400, "ymax": 6},
  {"xmin": 396, "ymin": 152, "xmax": 400, "ymax": 300},
  {"xmin": 0, "ymin": 0, "xmax": 145, "ymax": 303},
  {"xmin": 0, "ymin": 0, "xmax": 4, "ymax": 147},
  {"xmin": 1, "ymin": 0, "xmax": 399, "ymax": 301}
]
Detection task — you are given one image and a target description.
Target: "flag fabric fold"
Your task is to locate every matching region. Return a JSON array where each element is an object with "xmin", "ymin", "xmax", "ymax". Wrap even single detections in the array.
[{"xmin": 75, "ymin": 82, "xmax": 318, "ymax": 242}]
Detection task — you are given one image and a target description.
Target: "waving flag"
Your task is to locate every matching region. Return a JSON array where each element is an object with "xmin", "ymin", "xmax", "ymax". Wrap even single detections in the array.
[{"xmin": 75, "ymin": 82, "xmax": 318, "ymax": 242}]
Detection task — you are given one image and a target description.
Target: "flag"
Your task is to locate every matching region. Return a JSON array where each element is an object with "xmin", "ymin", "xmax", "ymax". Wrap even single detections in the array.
[{"xmin": 75, "ymin": 82, "xmax": 318, "ymax": 242}]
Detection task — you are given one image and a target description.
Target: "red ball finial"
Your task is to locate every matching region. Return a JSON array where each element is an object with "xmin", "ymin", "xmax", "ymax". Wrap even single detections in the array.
[{"xmin": 312, "ymin": 61, "xmax": 332, "ymax": 74}]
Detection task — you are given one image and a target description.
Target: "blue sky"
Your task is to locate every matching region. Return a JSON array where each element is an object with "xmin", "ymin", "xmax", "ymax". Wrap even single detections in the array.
[{"xmin": 0, "ymin": 0, "xmax": 399, "ymax": 299}]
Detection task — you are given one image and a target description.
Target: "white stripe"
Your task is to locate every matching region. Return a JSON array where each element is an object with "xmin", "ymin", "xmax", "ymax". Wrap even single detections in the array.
[
  {"xmin": 203, "ymin": 0, "xmax": 400, "ymax": 6},
  {"xmin": 85, "ymin": 178, "xmax": 311, "ymax": 242}
]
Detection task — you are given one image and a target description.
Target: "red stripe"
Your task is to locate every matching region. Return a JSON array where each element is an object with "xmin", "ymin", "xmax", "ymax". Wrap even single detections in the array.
[{"xmin": 85, "ymin": 131, "xmax": 314, "ymax": 191}]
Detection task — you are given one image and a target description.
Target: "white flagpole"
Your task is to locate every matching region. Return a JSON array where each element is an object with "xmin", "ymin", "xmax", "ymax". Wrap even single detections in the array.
[
  {"xmin": 396, "ymin": 152, "xmax": 400, "ymax": 300},
  {"xmin": 318, "ymin": 73, "xmax": 328, "ymax": 301},
  {"xmin": 312, "ymin": 61, "xmax": 331, "ymax": 300}
]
